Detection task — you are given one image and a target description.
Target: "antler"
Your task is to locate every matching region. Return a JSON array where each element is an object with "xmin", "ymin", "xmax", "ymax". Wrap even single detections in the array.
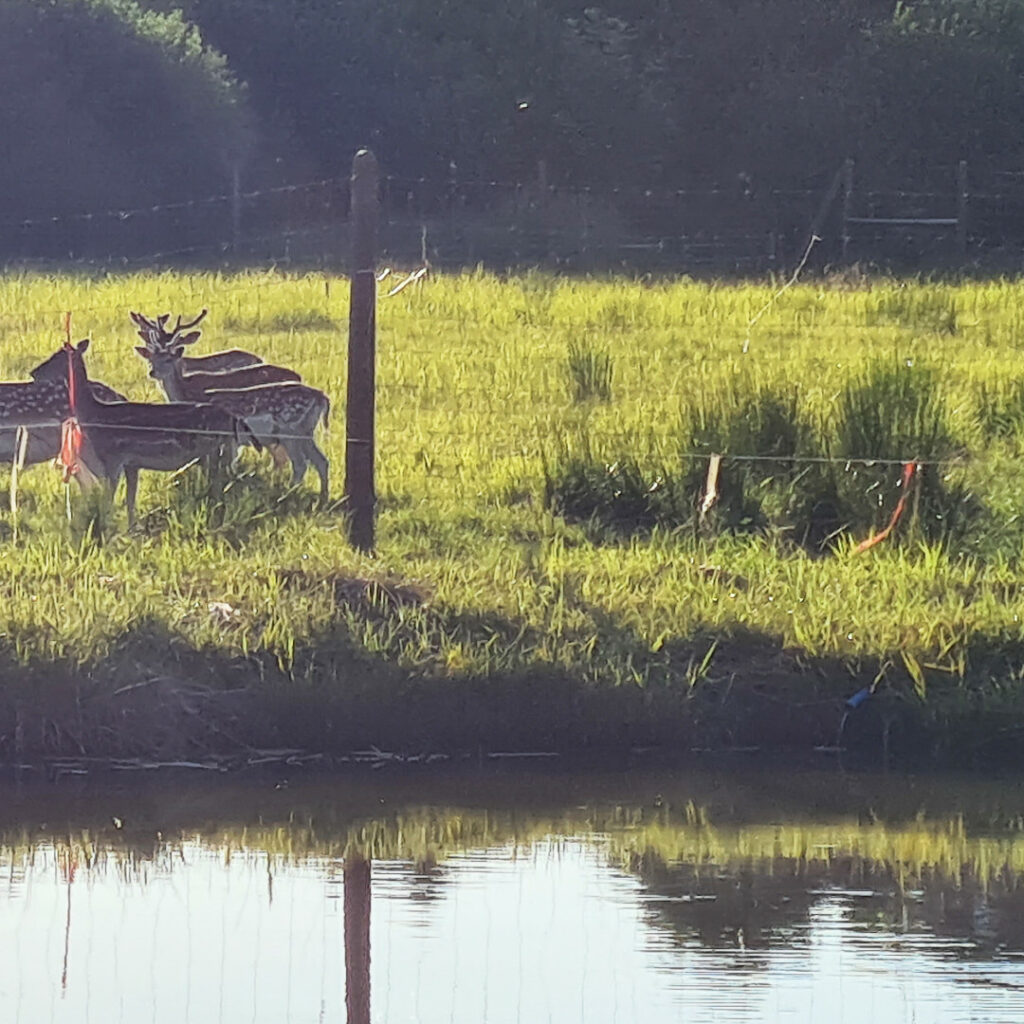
[
  {"xmin": 172, "ymin": 309, "xmax": 208, "ymax": 335},
  {"xmin": 130, "ymin": 311, "xmax": 167, "ymax": 352},
  {"xmin": 132, "ymin": 309, "xmax": 208, "ymax": 352},
  {"xmin": 130, "ymin": 311, "xmax": 158, "ymax": 330}
]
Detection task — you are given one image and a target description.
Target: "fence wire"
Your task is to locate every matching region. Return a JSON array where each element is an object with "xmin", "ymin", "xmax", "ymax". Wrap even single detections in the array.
[{"xmin": 0, "ymin": 168, "xmax": 1020, "ymax": 517}]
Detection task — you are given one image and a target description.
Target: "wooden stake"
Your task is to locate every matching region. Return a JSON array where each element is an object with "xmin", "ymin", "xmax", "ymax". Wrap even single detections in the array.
[
  {"xmin": 345, "ymin": 150, "xmax": 379, "ymax": 552},
  {"xmin": 700, "ymin": 454, "xmax": 722, "ymax": 524},
  {"xmin": 344, "ymin": 854, "xmax": 371, "ymax": 1024}
]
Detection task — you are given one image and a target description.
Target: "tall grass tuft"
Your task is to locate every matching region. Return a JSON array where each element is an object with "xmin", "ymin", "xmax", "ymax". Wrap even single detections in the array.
[
  {"xmin": 544, "ymin": 372, "xmax": 824, "ymax": 540},
  {"xmin": 826, "ymin": 359, "xmax": 976, "ymax": 543},
  {"xmin": 973, "ymin": 377, "xmax": 1024, "ymax": 444},
  {"xmin": 565, "ymin": 339, "xmax": 614, "ymax": 402},
  {"xmin": 542, "ymin": 435, "xmax": 688, "ymax": 534},
  {"xmin": 679, "ymin": 370, "xmax": 815, "ymax": 535}
]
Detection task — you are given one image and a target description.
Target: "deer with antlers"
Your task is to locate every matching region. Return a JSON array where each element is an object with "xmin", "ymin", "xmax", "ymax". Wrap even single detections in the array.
[
  {"xmin": 130, "ymin": 309, "xmax": 264, "ymax": 373},
  {"xmin": 33, "ymin": 340, "xmax": 255, "ymax": 527},
  {"xmin": 139, "ymin": 344, "xmax": 331, "ymax": 502},
  {"xmin": 134, "ymin": 346, "xmax": 301, "ymax": 394}
]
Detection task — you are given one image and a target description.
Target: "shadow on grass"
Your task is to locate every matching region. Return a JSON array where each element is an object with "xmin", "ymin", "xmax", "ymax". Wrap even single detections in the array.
[{"xmin": 4, "ymin": 576, "xmax": 1024, "ymax": 768}]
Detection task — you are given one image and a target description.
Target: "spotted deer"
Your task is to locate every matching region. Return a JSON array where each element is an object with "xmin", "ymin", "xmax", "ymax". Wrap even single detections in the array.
[
  {"xmin": 130, "ymin": 310, "xmax": 263, "ymax": 373},
  {"xmin": 0, "ymin": 354, "xmax": 127, "ymax": 470},
  {"xmin": 34, "ymin": 340, "xmax": 254, "ymax": 527},
  {"xmin": 140, "ymin": 345, "xmax": 330, "ymax": 502},
  {"xmin": 134, "ymin": 347, "xmax": 301, "ymax": 393}
]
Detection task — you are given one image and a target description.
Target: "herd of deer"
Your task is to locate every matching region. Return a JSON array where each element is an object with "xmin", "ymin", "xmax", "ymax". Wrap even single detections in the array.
[{"xmin": 1, "ymin": 310, "xmax": 331, "ymax": 527}]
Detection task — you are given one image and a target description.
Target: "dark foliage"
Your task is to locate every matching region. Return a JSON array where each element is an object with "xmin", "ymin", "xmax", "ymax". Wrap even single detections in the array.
[
  {"xmin": 5, "ymin": 1, "xmax": 1024, "ymax": 260},
  {"xmin": 0, "ymin": 0, "xmax": 250, "ymax": 243}
]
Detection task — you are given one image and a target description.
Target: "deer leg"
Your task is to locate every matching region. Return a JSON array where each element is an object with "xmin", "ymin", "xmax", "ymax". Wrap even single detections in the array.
[
  {"xmin": 284, "ymin": 441, "xmax": 309, "ymax": 487},
  {"xmin": 270, "ymin": 443, "xmax": 291, "ymax": 470},
  {"xmin": 305, "ymin": 439, "xmax": 330, "ymax": 503},
  {"xmin": 123, "ymin": 466, "xmax": 140, "ymax": 530}
]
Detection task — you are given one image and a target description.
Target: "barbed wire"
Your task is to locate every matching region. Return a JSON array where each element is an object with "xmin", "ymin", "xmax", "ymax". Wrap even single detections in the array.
[
  {"xmin": 0, "ymin": 178, "xmax": 342, "ymax": 233},
  {"xmin": 5, "ymin": 164, "xmax": 1024, "ymax": 240}
]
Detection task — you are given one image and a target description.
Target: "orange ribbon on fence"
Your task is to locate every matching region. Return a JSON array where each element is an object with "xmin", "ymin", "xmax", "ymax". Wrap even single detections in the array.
[
  {"xmin": 58, "ymin": 418, "xmax": 83, "ymax": 483},
  {"xmin": 853, "ymin": 460, "xmax": 918, "ymax": 553},
  {"xmin": 58, "ymin": 326, "xmax": 84, "ymax": 483}
]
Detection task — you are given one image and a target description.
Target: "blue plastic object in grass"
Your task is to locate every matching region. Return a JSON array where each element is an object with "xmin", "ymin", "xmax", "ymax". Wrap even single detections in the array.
[{"xmin": 845, "ymin": 687, "xmax": 873, "ymax": 709}]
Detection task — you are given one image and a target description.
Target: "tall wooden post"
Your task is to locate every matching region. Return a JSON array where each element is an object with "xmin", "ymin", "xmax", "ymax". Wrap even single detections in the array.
[
  {"xmin": 344, "ymin": 853, "xmax": 371, "ymax": 1024},
  {"xmin": 231, "ymin": 162, "xmax": 242, "ymax": 254},
  {"xmin": 956, "ymin": 160, "xmax": 969, "ymax": 257},
  {"xmin": 841, "ymin": 158, "xmax": 855, "ymax": 264},
  {"xmin": 346, "ymin": 150, "xmax": 379, "ymax": 552}
]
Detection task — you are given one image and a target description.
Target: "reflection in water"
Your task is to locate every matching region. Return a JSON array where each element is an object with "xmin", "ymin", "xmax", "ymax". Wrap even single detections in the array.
[{"xmin": 0, "ymin": 768, "xmax": 1023, "ymax": 1022}]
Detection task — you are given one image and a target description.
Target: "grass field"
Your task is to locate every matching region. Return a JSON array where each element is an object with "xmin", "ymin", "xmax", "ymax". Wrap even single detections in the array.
[{"xmin": 3, "ymin": 268, "xmax": 1024, "ymax": 763}]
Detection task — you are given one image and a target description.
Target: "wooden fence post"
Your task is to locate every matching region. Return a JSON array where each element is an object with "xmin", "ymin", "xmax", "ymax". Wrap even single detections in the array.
[
  {"xmin": 345, "ymin": 149, "xmax": 379, "ymax": 552},
  {"xmin": 841, "ymin": 158, "xmax": 855, "ymax": 264},
  {"xmin": 344, "ymin": 853, "xmax": 371, "ymax": 1024},
  {"xmin": 957, "ymin": 159, "xmax": 969, "ymax": 256},
  {"xmin": 231, "ymin": 162, "xmax": 242, "ymax": 254}
]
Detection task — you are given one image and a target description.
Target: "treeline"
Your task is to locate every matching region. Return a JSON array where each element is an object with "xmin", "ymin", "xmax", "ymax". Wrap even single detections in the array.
[{"xmin": 3, "ymin": 0, "xmax": 1024, "ymax": 251}]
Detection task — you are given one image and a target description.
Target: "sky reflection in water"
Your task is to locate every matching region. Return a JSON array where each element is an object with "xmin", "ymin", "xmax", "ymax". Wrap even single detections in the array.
[{"xmin": 0, "ymin": 768, "xmax": 1023, "ymax": 1023}]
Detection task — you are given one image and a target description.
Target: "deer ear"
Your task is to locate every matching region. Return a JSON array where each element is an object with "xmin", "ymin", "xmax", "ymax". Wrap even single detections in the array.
[
  {"xmin": 135, "ymin": 346, "xmax": 152, "ymax": 360},
  {"xmin": 77, "ymin": 339, "xmax": 90, "ymax": 353},
  {"xmin": 179, "ymin": 330, "xmax": 201, "ymax": 347}
]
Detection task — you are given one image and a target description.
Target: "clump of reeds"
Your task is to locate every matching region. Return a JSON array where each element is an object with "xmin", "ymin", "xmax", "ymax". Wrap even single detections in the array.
[
  {"xmin": 544, "ymin": 370, "xmax": 821, "ymax": 539},
  {"xmin": 825, "ymin": 359, "xmax": 976, "ymax": 544},
  {"xmin": 545, "ymin": 360, "xmax": 980, "ymax": 549},
  {"xmin": 542, "ymin": 434, "xmax": 688, "ymax": 533},
  {"xmin": 565, "ymin": 339, "xmax": 613, "ymax": 402},
  {"xmin": 972, "ymin": 377, "xmax": 1024, "ymax": 444},
  {"xmin": 678, "ymin": 369, "xmax": 815, "ymax": 536}
]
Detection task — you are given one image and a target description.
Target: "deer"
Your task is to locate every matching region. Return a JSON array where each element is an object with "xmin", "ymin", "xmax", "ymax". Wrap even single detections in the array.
[
  {"xmin": 130, "ymin": 309, "xmax": 264, "ymax": 373},
  {"xmin": 0, "ymin": 355, "xmax": 127, "ymax": 470},
  {"xmin": 138, "ymin": 343, "xmax": 330, "ymax": 503},
  {"xmin": 33, "ymin": 340, "xmax": 255, "ymax": 527},
  {"xmin": 133, "ymin": 347, "xmax": 301, "ymax": 394}
]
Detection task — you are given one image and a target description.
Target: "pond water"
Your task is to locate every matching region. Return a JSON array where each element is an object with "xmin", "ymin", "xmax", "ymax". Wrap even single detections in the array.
[{"xmin": 1, "ymin": 764, "xmax": 1023, "ymax": 1023}]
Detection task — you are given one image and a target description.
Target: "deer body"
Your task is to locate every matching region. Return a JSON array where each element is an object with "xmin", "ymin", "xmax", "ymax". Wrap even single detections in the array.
[
  {"xmin": 135, "ymin": 350, "xmax": 301, "ymax": 394},
  {"xmin": 181, "ymin": 349, "xmax": 264, "ymax": 374},
  {"xmin": 37, "ymin": 341, "xmax": 250, "ymax": 526},
  {"xmin": 0, "ymin": 380, "xmax": 79, "ymax": 467},
  {"xmin": 0, "ymin": 368, "xmax": 127, "ymax": 468},
  {"xmin": 144, "ymin": 352, "xmax": 330, "ymax": 501}
]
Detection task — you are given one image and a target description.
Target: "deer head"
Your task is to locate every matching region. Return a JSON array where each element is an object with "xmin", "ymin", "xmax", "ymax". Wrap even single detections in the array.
[
  {"xmin": 31, "ymin": 339, "xmax": 91, "ymax": 383},
  {"xmin": 133, "ymin": 344, "xmax": 185, "ymax": 383}
]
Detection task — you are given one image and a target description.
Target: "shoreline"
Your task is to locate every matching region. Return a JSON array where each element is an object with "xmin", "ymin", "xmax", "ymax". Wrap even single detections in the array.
[
  {"xmin": 1, "ymin": 632, "xmax": 1019, "ymax": 774},
  {"xmin": 5, "ymin": 273, "xmax": 1024, "ymax": 775}
]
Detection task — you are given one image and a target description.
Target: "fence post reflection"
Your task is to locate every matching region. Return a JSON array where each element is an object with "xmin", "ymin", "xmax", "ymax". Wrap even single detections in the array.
[{"xmin": 344, "ymin": 852, "xmax": 371, "ymax": 1024}]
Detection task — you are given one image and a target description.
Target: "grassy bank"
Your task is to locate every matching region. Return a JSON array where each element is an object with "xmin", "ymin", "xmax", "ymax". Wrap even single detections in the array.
[{"xmin": 2, "ymin": 269, "xmax": 1024, "ymax": 766}]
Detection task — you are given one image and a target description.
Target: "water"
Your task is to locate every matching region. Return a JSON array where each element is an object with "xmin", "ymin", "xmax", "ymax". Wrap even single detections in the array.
[{"xmin": 1, "ymin": 765, "xmax": 1023, "ymax": 1023}]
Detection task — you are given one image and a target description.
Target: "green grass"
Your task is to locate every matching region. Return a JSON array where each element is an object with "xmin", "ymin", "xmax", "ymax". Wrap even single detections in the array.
[{"xmin": 4, "ymin": 268, "xmax": 1024, "ymax": 760}]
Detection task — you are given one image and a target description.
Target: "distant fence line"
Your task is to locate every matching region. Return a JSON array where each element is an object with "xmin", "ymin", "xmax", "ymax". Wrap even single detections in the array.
[{"xmin": 4, "ymin": 159, "xmax": 1024, "ymax": 274}]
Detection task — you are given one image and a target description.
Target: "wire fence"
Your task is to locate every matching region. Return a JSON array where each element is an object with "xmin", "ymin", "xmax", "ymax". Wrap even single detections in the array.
[
  {"xmin": 0, "ymin": 165, "xmax": 1021, "ymax": 520},
  {"xmin": 7, "ymin": 161, "xmax": 1024, "ymax": 276}
]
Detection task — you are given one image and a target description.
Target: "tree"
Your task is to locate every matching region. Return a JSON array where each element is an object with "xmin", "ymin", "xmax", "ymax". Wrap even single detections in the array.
[
  {"xmin": 0, "ymin": 0, "xmax": 252, "ymax": 232},
  {"xmin": 850, "ymin": 0, "xmax": 1024, "ymax": 180},
  {"xmin": 182, "ymin": 0, "xmax": 667, "ymax": 187}
]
